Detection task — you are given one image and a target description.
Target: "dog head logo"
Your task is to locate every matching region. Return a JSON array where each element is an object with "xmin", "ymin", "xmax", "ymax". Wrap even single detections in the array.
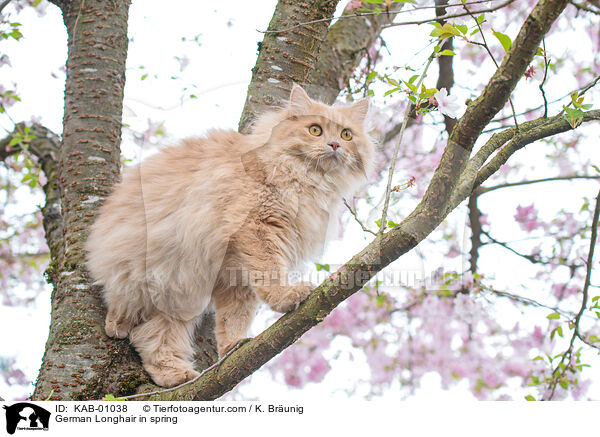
[{"xmin": 3, "ymin": 403, "xmax": 50, "ymax": 435}]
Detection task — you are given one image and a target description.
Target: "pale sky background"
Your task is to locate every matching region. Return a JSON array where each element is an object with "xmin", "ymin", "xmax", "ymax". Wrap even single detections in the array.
[{"xmin": 0, "ymin": 0, "xmax": 599, "ymax": 401}]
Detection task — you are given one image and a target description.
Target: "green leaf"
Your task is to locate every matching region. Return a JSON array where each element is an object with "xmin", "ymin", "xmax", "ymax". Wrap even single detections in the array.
[
  {"xmin": 102, "ymin": 394, "xmax": 125, "ymax": 401},
  {"xmin": 315, "ymin": 263, "xmax": 330, "ymax": 272},
  {"xmin": 385, "ymin": 76, "xmax": 401, "ymax": 87},
  {"xmin": 477, "ymin": 13, "xmax": 485, "ymax": 24},
  {"xmin": 493, "ymin": 31, "xmax": 512, "ymax": 53},
  {"xmin": 8, "ymin": 137, "xmax": 22, "ymax": 147},
  {"xmin": 564, "ymin": 106, "xmax": 584, "ymax": 128},
  {"xmin": 430, "ymin": 23, "xmax": 462, "ymax": 39},
  {"xmin": 547, "ymin": 312, "xmax": 560, "ymax": 320},
  {"xmin": 438, "ymin": 49, "xmax": 456, "ymax": 56},
  {"xmin": 366, "ymin": 71, "xmax": 378, "ymax": 82},
  {"xmin": 571, "ymin": 91, "xmax": 579, "ymax": 103},
  {"xmin": 403, "ymin": 80, "xmax": 418, "ymax": 94},
  {"xmin": 455, "ymin": 24, "xmax": 467, "ymax": 35},
  {"xmin": 525, "ymin": 395, "xmax": 536, "ymax": 401},
  {"xmin": 383, "ymin": 87, "xmax": 402, "ymax": 97}
]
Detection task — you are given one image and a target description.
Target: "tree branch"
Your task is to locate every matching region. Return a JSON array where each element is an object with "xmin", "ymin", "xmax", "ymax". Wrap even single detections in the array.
[
  {"xmin": 449, "ymin": 109, "xmax": 600, "ymax": 210},
  {"xmin": 544, "ymin": 188, "xmax": 600, "ymax": 400},
  {"xmin": 126, "ymin": 0, "xmax": 571, "ymax": 401},
  {"xmin": 0, "ymin": 0, "xmax": 12, "ymax": 14},
  {"xmin": 383, "ymin": 0, "xmax": 518, "ymax": 29},
  {"xmin": 480, "ymin": 175, "xmax": 600, "ymax": 194},
  {"xmin": 468, "ymin": 190, "xmax": 483, "ymax": 272},
  {"xmin": 473, "ymin": 110, "xmax": 600, "ymax": 189},
  {"xmin": 0, "ymin": 123, "xmax": 63, "ymax": 266}
]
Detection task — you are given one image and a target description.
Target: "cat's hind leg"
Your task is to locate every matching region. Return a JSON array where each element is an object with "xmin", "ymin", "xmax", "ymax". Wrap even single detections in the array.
[
  {"xmin": 214, "ymin": 286, "xmax": 258, "ymax": 358},
  {"xmin": 129, "ymin": 313, "xmax": 200, "ymax": 387}
]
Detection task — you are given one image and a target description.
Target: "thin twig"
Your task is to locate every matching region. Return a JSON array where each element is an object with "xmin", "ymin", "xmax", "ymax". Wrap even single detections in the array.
[
  {"xmin": 344, "ymin": 198, "xmax": 377, "ymax": 236},
  {"xmin": 259, "ymin": 0, "xmax": 517, "ymax": 34},
  {"xmin": 557, "ymin": 74, "xmax": 600, "ymax": 117},
  {"xmin": 383, "ymin": 0, "xmax": 518, "ymax": 29},
  {"xmin": 570, "ymin": 0, "xmax": 600, "ymax": 14},
  {"xmin": 463, "ymin": 1, "xmax": 519, "ymax": 129},
  {"xmin": 0, "ymin": 0, "xmax": 12, "ymax": 14},
  {"xmin": 487, "ymin": 288, "xmax": 574, "ymax": 318},
  {"xmin": 574, "ymin": 188, "xmax": 600, "ymax": 348},
  {"xmin": 544, "ymin": 188, "xmax": 600, "ymax": 400},
  {"xmin": 481, "ymin": 229, "xmax": 553, "ymax": 265},
  {"xmin": 379, "ymin": 54, "xmax": 435, "ymax": 234},
  {"xmin": 484, "ymin": 73, "xmax": 600, "ymax": 128},
  {"xmin": 480, "ymin": 175, "xmax": 600, "ymax": 194},
  {"xmin": 539, "ymin": 39, "xmax": 550, "ymax": 118}
]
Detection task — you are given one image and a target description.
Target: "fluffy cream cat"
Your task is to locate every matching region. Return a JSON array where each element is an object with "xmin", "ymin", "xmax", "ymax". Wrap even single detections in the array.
[{"xmin": 85, "ymin": 84, "xmax": 374, "ymax": 387}]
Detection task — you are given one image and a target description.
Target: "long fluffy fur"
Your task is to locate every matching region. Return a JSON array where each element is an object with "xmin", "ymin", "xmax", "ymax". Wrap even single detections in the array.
[{"xmin": 85, "ymin": 85, "xmax": 375, "ymax": 387}]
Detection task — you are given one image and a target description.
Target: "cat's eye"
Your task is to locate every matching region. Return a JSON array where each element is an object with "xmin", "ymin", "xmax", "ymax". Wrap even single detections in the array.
[
  {"xmin": 308, "ymin": 124, "xmax": 323, "ymax": 136},
  {"xmin": 341, "ymin": 128, "xmax": 353, "ymax": 141}
]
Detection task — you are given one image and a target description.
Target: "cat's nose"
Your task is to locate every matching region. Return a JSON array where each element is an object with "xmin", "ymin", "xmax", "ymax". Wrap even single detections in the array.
[{"xmin": 328, "ymin": 141, "xmax": 340, "ymax": 151}]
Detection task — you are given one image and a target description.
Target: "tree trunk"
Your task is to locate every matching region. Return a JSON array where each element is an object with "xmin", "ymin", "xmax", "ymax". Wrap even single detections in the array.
[
  {"xmin": 32, "ymin": 0, "xmax": 136, "ymax": 400},
  {"xmin": 238, "ymin": 0, "xmax": 339, "ymax": 133}
]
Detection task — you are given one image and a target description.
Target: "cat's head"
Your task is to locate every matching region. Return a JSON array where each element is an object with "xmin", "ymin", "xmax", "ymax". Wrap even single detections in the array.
[{"xmin": 250, "ymin": 84, "xmax": 375, "ymax": 190}]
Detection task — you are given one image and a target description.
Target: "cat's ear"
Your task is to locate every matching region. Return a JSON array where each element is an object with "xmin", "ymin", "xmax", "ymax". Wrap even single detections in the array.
[
  {"xmin": 349, "ymin": 98, "xmax": 370, "ymax": 122},
  {"xmin": 289, "ymin": 83, "xmax": 313, "ymax": 115}
]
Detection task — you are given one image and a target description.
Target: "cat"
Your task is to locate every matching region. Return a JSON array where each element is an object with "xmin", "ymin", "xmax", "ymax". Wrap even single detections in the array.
[{"xmin": 85, "ymin": 84, "xmax": 375, "ymax": 387}]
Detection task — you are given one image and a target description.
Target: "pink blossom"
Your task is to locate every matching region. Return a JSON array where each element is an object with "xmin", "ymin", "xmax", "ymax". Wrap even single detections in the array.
[
  {"xmin": 572, "ymin": 378, "xmax": 592, "ymax": 400},
  {"xmin": 446, "ymin": 244, "xmax": 460, "ymax": 258},
  {"xmin": 532, "ymin": 326, "xmax": 544, "ymax": 346},
  {"xmin": 307, "ymin": 356, "xmax": 329, "ymax": 383},
  {"xmin": 551, "ymin": 283, "xmax": 579, "ymax": 299},
  {"xmin": 433, "ymin": 88, "xmax": 461, "ymax": 119},
  {"xmin": 514, "ymin": 204, "xmax": 540, "ymax": 232},
  {"xmin": 284, "ymin": 371, "xmax": 302, "ymax": 387},
  {"xmin": 346, "ymin": 1, "xmax": 362, "ymax": 11}
]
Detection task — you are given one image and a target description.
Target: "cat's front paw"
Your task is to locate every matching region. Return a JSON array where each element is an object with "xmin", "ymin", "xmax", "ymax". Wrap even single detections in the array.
[
  {"xmin": 145, "ymin": 362, "xmax": 200, "ymax": 388},
  {"xmin": 105, "ymin": 310, "xmax": 133, "ymax": 339},
  {"xmin": 270, "ymin": 282, "xmax": 313, "ymax": 313}
]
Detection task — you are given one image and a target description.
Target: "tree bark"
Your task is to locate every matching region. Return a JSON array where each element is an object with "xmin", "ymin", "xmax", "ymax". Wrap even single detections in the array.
[
  {"xmin": 307, "ymin": 1, "xmax": 404, "ymax": 104},
  {"xmin": 238, "ymin": 0, "xmax": 340, "ymax": 133},
  {"xmin": 32, "ymin": 0, "xmax": 134, "ymax": 401}
]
